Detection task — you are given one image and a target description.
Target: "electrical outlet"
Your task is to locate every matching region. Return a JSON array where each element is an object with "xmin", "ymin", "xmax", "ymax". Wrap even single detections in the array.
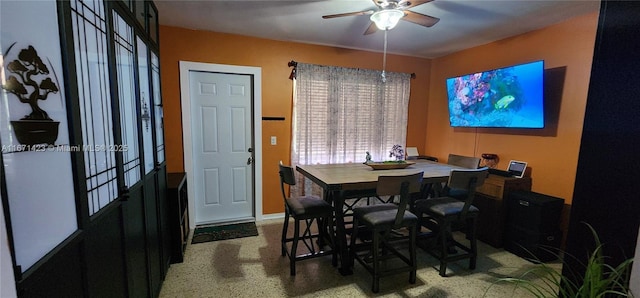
[{"xmin": 270, "ymin": 136, "xmax": 277, "ymax": 145}]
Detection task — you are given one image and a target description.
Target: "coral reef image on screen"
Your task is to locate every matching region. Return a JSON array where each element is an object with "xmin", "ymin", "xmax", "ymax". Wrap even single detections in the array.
[{"xmin": 446, "ymin": 60, "xmax": 544, "ymax": 128}]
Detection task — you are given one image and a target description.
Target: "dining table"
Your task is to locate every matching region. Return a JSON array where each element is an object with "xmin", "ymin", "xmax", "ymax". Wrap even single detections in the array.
[{"xmin": 296, "ymin": 159, "xmax": 463, "ymax": 275}]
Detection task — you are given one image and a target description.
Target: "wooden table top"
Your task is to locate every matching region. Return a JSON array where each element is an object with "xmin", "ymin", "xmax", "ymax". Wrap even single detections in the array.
[{"xmin": 296, "ymin": 160, "xmax": 461, "ymax": 191}]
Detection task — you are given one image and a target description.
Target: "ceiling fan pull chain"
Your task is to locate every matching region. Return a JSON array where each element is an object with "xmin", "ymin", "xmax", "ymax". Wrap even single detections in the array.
[{"xmin": 382, "ymin": 29, "xmax": 388, "ymax": 82}]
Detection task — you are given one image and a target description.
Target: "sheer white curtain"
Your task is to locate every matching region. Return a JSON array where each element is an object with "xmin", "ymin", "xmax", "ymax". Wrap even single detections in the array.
[{"xmin": 291, "ymin": 63, "xmax": 411, "ymax": 196}]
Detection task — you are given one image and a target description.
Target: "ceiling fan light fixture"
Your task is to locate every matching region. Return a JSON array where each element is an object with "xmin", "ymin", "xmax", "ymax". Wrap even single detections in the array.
[{"xmin": 370, "ymin": 9, "xmax": 404, "ymax": 30}]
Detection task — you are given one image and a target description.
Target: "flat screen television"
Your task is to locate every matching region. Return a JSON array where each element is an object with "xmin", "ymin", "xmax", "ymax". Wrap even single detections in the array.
[{"xmin": 446, "ymin": 60, "xmax": 544, "ymax": 128}]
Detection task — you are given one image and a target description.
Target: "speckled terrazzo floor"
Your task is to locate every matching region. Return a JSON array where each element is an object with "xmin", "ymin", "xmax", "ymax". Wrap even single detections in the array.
[{"xmin": 159, "ymin": 218, "xmax": 561, "ymax": 298}]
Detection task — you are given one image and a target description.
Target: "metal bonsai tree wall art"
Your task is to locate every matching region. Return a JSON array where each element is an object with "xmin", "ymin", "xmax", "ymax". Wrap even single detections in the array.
[{"xmin": 2, "ymin": 44, "xmax": 60, "ymax": 146}]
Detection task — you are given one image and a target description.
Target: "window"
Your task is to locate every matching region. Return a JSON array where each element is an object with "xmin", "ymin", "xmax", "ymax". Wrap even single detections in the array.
[{"xmin": 292, "ymin": 63, "xmax": 411, "ymax": 166}]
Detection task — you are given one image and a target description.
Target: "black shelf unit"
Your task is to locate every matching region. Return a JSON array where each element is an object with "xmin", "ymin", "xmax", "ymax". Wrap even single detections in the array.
[{"xmin": 167, "ymin": 172, "xmax": 189, "ymax": 263}]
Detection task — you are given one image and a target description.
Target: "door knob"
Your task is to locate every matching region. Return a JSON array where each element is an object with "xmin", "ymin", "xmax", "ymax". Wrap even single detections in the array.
[{"xmin": 247, "ymin": 157, "xmax": 254, "ymax": 165}]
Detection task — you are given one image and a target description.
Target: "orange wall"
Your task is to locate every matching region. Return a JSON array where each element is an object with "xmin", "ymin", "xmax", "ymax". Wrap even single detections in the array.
[
  {"xmin": 426, "ymin": 12, "xmax": 599, "ymax": 204},
  {"xmin": 160, "ymin": 12, "xmax": 598, "ymax": 215},
  {"xmin": 159, "ymin": 27, "xmax": 432, "ymax": 215}
]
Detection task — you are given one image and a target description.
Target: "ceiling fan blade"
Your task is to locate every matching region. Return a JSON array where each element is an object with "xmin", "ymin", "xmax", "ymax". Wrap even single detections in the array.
[
  {"xmin": 322, "ymin": 10, "xmax": 375, "ymax": 19},
  {"xmin": 364, "ymin": 22, "xmax": 378, "ymax": 35},
  {"xmin": 399, "ymin": 0, "xmax": 434, "ymax": 9},
  {"xmin": 403, "ymin": 10, "xmax": 440, "ymax": 27}
]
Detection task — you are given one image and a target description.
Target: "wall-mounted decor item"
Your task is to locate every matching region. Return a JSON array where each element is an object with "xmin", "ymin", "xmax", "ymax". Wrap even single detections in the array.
[
  {"xmin": 141, "ymin": 92, "xmax": 151, "ymax": 131},
  {"xmin": 2, "ymin": 43, "xmax": 61, "ymax": 146}
]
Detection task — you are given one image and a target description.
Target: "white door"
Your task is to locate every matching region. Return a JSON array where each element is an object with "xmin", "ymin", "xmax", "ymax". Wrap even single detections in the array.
[{"xmin": 189, "ymin": 70, "xmax": 254, "ymax": 225}]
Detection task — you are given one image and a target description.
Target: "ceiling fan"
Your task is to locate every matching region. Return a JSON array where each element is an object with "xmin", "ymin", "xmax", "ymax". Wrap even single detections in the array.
[{"xmin": 322, "ymin": 0, "xmax": 440, "ymax": 35}]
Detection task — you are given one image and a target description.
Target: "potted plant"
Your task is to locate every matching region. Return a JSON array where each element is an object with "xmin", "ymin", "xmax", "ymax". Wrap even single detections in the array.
[
  {"xmin": 2, "ymin": 44, "xmax": 60, "ymax": 146},
  {"xmin": 389, "ymin": 144, "xmax": 405, "ymax": 161},
  {"xmin": 485, "ymin": 222, "xmax": 634, "ymax": 297}
]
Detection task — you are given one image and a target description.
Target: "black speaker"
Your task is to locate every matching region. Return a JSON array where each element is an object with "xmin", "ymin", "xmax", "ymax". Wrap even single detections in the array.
[
  {"xmin": 505, "ymin": 191, "xmax": 564, "ymax": 262},
  {"xmin": 506, "ymin": 190, "xmax": 564, "ymax": 234}
]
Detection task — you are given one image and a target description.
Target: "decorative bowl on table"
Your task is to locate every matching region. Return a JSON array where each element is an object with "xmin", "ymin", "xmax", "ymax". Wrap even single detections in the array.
[{"xmin": 365, "ymin": 160, "xmax": 415, "ymax": 170}]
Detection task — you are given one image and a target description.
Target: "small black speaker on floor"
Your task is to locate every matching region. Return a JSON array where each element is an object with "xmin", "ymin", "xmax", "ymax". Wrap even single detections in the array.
[{"xmin": 505, "ymin": 191, "xmax": 564, "ymax": 262}]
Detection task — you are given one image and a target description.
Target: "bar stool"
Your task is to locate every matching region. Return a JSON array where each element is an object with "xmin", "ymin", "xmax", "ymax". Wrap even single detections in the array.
[
  {"xmin": 279, "ymin": 162, "xmax": 337, "ymax": 275},
  {"xmin": 414, "ymin": 167, "xmax": 488, "ymax": 277},
  {"xmin": 349, "ymin": 172, "xmax": 423, "ymax": 293}
]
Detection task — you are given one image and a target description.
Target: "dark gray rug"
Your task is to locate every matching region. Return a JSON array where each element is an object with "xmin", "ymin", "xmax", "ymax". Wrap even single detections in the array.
[{"xmin": 191, "ymin": 222, "xmax": 258, "ymax": 244}]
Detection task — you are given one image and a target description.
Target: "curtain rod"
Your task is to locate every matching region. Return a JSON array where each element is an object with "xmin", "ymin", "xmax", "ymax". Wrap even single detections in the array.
[
  {"xmin": 288, "ymin": 60, "xmax": 297, "ymax": 80},
  {"xmin": 288, "ymin": 60, "xmax": 415, "ymax": 79}
]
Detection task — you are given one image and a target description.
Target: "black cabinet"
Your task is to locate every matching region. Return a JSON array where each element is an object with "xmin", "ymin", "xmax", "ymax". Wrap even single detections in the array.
[
  {"xmin": 168, "ymin": 172, "xmax": 189, "ymax": 263},
  {"xmin": 506, "ymin": 191, "xmax": 564, "ymax": 233},
  {"xmin": 474, "ymin": 175, "xmax": 532, "ymax": 247},
  {"xmin": 504, "ymin": 191, "xmax": 564, "ymax": 262}
]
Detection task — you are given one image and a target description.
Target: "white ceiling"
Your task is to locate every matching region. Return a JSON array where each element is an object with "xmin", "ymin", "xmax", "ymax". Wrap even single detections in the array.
[{"xmin": 155, "ymin": 0, "xmax": 600, "ymax": 58}]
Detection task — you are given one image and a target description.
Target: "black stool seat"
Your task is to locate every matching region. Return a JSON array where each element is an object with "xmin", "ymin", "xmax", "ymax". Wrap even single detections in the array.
[
  {"xmin": 354, "ymin": 204, "xmax": 418, "ymax": 227},
  {"xmin": 286, "ymin": 196, "xmax": 333, "ymax": 218},
  {"xmin": 415, "ymin": 197, "xmax": 479, "ymax": 217}
]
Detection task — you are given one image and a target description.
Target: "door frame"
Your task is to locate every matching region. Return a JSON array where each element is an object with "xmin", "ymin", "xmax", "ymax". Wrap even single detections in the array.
[{"xmin": 179, "ymin": 61, "xmax": 263, "ymax": 228}]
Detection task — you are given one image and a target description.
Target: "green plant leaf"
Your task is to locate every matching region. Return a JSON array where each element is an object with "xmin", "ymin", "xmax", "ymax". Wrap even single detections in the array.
[{"xmin": 487, "ymin": 222, "xmax": 633, "ymax": 298}]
